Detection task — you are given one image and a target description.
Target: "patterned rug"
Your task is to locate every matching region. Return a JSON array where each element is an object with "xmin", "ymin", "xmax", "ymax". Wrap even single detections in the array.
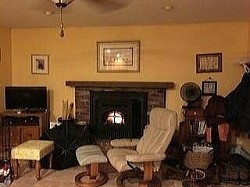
[
  {"xmin": 163, "ymin": 153, "xmax": 250, "ymax": 187},
  {"xmin": 219, "ymin": 154, "xmax": 250, "ymax": 185}
]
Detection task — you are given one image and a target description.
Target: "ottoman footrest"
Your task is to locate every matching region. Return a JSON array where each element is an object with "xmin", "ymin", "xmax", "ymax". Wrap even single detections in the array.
[
  {"xmin": 11, "ymin": 140, "xmax": 54, "ymax": 180},
  {"xmin": 75, "ymin": 145, "xmax": 108, "ymax": 187}
]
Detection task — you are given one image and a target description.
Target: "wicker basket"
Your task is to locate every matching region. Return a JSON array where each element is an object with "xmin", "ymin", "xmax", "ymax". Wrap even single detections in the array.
[{"xmin": 184, "ymin": 150, "xmax": 213, "ymax": 170}]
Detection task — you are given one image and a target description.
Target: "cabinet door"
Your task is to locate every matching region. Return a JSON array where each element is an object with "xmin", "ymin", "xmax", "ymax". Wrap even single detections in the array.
[
  {"xmin": 9, "ymin": 126, "xmax": 21, "ymax": 147},
  {"xmin": 0, "ymin": 126, "xmax": 20, "ymax": 148},
  {"xmin": 0, "ymin": 127, "xmax": 7, "ymax": 148},
  {"xmin": 21, "ymin": 127, "xmax": 39, "ymax": 143}
]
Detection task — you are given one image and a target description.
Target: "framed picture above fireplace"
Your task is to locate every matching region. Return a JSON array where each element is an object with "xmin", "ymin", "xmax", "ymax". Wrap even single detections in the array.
[{"xmin": 97, "ymin": 41, "xmax": 140, "ymax": 73}]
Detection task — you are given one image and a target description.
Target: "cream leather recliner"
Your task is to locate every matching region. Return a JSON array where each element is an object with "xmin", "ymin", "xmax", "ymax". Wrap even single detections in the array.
[{"xmin": 107, "ymin": 107, "xmax": 177, "ymax": 187}]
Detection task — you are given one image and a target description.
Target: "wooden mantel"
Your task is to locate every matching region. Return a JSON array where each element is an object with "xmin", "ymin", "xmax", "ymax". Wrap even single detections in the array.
[{"xmin": 66, "ymin": 81, "xmax": 174, "ymax": 89}]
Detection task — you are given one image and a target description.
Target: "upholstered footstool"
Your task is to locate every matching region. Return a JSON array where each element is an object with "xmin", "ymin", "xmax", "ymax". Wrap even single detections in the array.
[
  {"xmin": 11, "ymin": 140, "xmax": 54, "ymax": 180},
  {"xmin": 75, "ymin": 145, "xmax": 108, "ymax": 187}
]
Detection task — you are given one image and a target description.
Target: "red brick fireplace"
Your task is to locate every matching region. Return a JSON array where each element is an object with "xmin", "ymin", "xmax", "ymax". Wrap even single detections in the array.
[
  {"xmin": 66, "ymin": 81, "xmax": 174, "ymax": 148},
  {"xmin": 66, "ymin": 81, "xmax": 174, "ymax": 124}
]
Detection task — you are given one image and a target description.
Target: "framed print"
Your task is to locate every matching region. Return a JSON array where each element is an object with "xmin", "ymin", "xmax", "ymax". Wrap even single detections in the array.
[
  {"xmin": 97, "ymin": 41, "xmax": 140, "ymax": 72},
  {"xmin": 202, "ymin": 81, "xmax": 217, "ymax": 96},
  {"xmin": 196, "ymin": 53, "xmax": 222, "ymax": 73},
  {"xmin": 31, "ymin": 54, "xmax": 49, "ymax": 74}
]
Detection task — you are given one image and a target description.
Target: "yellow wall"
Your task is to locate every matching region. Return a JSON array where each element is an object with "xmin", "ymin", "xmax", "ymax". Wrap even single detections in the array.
[
  {"xmin": 11, "ymin": 22, "xmax": 247, "ymax": 122},
  {"xmin": 0, "ymin": 27, "xmax": 12, "ymax": 111},
  {"xmin": 248, "ymin": 23, "xmax": 250, "ymax": 54}
]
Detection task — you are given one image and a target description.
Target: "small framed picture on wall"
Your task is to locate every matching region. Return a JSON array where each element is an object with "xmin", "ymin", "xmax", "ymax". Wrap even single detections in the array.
[
  {"xmin": 31, "ymin": 54, "xmax": 49, "ymax": 74},
  {"xmin": 202, "ymin": 81, "xmax": 217, "ymax": 96},
  {"xmin": 196, "ymin": 53, "xmax": 222, "ymax": 73}
]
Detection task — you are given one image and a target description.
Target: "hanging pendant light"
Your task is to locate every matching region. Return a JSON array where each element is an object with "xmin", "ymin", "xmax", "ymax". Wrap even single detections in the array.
[
  {"xmin": 59, "ymin": 7, "xmax": 64, "ymax": 37},
  {"xmin": 51, "ymin": 0, "xmax": 74, "ymax": 37}
]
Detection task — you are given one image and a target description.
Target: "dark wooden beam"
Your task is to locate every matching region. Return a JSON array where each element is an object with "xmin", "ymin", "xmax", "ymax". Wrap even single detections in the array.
[{"xmin": 66, "ymin": 81, "xmax": 174, "ymax": 89}]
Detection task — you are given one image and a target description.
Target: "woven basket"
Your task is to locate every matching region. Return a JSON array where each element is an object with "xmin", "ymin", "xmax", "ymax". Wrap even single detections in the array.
[{"xmin": 184, "ymin": 150, "xmax": 213, "ymax": 170}]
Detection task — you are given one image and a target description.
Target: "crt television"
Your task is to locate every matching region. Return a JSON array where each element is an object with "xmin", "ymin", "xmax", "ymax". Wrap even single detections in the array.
[{"xmin": 5, "ymin": 86, "xmax": 47, "ymax": 111}]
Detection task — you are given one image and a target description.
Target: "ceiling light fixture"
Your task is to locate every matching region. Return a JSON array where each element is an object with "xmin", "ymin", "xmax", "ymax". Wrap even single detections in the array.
[
  {"xmin": 44, "ymin": 11, "xmax": 54, "ymax": 16},
  {"xmin": 51, "ymin": 0, "xmax": 74, "ymax": 37},
  {"xmin": 162, "ymin": 5, "xmax": 173, "ymax": 11}
]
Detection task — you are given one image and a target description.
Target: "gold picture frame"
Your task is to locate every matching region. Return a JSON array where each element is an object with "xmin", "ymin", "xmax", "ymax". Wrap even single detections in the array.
[
  {"xmin": 97, "ymin": 41, "xmax": 140, "ymax": 72},
  {"xmin": 196, "ymin": 53, "xmax": 222, "ymax": 73},
  {"xmin": 31, "ymin": 54, "xmax": 49, "ymax": 74}
]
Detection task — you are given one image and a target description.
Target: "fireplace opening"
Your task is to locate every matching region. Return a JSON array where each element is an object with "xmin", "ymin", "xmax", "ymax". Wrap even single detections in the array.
[
  {"xmin": 90, "ymin": 91, "xmax": 148, "ymax": 139},
  {"xmin": 105, "ymin": 110, "xmax": 125, "ymax": 125}
]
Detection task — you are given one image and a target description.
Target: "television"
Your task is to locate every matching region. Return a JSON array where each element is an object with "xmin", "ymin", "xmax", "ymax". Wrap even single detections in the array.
[{"xmin": 5, "ymin": 86, "xmax": 47, "ymax": 111}]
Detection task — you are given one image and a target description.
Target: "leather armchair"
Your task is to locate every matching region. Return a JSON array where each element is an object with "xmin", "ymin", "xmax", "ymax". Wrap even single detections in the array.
[{"xmin": 107, "ymin": 108, "xmax": 177, "ymax": 187}]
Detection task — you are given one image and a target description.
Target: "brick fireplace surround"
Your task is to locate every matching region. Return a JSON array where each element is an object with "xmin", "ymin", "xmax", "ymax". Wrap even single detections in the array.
[{"xmin": 66, "ymin": 81, "xmax": 174, "ymax": 124}]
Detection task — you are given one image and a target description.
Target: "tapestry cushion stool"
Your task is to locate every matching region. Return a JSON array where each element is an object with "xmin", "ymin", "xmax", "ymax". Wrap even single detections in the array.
[
  {"xmin": 11, "ymin": 140, "xmax": 54, "ymax": 180},
  {"xmin": 75, "ymin": 145, "xmax": 108, "ymax": 187}
]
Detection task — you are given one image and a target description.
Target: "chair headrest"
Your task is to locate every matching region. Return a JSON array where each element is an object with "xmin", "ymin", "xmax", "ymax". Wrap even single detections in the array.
[{"xmin": 150, "ymin": 108, "xmax": 177, "ymax": 129}]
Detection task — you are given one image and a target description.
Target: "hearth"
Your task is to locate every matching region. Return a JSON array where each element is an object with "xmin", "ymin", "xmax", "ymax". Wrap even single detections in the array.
[{"xmin": 90, "ymin": 91, "xmax": 147, "ymax": 139}]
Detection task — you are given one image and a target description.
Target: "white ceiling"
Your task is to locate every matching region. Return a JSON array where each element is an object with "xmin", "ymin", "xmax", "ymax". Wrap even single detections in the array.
[{"xmin": 1, "ymin": 0, "xmax": 250, "ymax": 29}]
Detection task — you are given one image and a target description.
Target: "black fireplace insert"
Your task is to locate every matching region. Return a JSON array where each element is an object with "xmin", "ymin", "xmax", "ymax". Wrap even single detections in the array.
[{"xmin": 90, "ymin": 91, "xmax": 148, "ymax": 139}]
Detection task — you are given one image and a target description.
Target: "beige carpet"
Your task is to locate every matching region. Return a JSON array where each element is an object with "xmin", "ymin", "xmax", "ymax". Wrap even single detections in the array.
[
  {"xmin": 8, "ymin": 162, "xmax": 247, "ymax": 187},
  {"xmin": 9, "ymin": 164, "xmax": 182, "ymax": 187}
]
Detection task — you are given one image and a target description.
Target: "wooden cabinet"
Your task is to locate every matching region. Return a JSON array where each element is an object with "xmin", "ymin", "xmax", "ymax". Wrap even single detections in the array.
[
  {"xmin": 184, "ymin": 108, "xmax": 204, "ymax": 121},
  {"xmin": 180, "ymin": 107, "xmax": 205, "ymax": 144},
  {"xmin": 20, "ymin": 126, "xmax": 40, "ymax": 143},
  {"xmin": 0, "ymin": 111, "xmax": 49, "ymax": 149}
]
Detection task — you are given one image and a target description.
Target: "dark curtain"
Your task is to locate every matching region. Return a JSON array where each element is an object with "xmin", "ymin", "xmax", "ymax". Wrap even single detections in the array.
[{"xmin": 225, "ymin": 73, "xmax": 250, "ymax": 134}]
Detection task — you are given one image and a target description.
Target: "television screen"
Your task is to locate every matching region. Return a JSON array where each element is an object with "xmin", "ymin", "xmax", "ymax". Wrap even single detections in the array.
[{"xmin": 5, "ymin": 86, "xmax": 47, "ymax": 111}]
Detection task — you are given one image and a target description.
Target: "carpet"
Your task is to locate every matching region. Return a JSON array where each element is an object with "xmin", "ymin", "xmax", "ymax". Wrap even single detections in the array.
[
  {"xmin": 8, "ymin": 159, "xmax": 250, "ymax": 187},
  {"xmin": 219, "ymin": 154, "xmax": 250, "ymax": 185},
  {"xmin": 9, "ymin": 162, "xmax": 182, "ymax": 187}
]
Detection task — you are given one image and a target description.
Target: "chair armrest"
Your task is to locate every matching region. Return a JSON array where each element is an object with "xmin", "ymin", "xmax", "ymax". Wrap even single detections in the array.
[
  {"xmin": 125, "ymin": 153, "xmax": 166, "ymax": 163},
  {"xmin": 110, "ymin": 139, "xmax": 140, "ymax": 148}
]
